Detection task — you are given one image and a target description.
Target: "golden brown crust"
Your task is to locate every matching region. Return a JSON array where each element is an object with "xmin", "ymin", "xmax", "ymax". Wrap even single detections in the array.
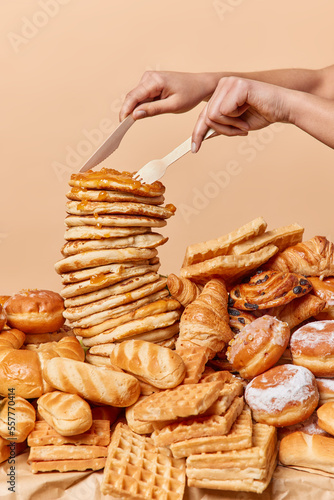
[
  {"xmin": 0, "ymin": 328, "xmax": 25, "ymax": 350},
  {"xmin": 4, "ymin": 290, "xmax": 65, "ymax": 334},
  {"xmin": 0, "ymin": 396, "xmax": 36, "ymax": 443},
  {"xmin": 229, "ymin": 270, "xmax": 312, "ymax": 311},
  {"xmin": 317, "ymin": 402, "xmax": 334, "ymax": 436},
  {"xmin": 245, "ymin": 364, "xmax": 319, "ymax": 427},
  {"xmin": 167, "ymin": 274, "xmax": 202, "ymax": 307},
  {"xmin": 267, "ymin": 294, "xmax": 326, "ymax": 329},
  {"xmin": 228, "ymin": 308, "xmax": 256, "ymax": 335},
  {"xmin": 177, "ymin": 279, "xmax": 233, "ymax": 356},
  {"xmin": 227, "ymin": 315, "xmax": 290, "ymax": 379},
  {"xmin": 266, "ymin": 236, "xmax": 334, "ymax": 279}
]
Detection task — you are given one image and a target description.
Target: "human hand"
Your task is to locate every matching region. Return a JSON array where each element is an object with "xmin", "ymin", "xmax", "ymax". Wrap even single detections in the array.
[
  {"xmin": 192, "ymin": 77, "xmax": 290, "ymax": 152},
  {"xmin": 119, "ymin": 71, "xmax": 218, "ymax": 121}
]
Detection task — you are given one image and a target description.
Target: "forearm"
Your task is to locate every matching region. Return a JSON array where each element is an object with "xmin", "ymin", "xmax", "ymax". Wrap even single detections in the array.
[
  {"xmin": 287, "ymin": 90, "xmax": 334, "ymax": 148},
  {"xmin": 204, "ymin": 66, "xmax": 333, "ymax": 100}
]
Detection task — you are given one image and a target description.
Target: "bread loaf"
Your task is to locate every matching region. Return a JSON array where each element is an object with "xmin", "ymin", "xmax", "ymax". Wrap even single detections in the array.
[
  {"xmin": 317, "ymin": 402, "xmax": 334, "ymax": 436},
  {"xmin": 109, "ymin": 339, "xmax": 186, "ymax": 389},
  {"xmin": 0, "ymin": 396, "xmax": 36, "ymax": 442},
  {"xmin": 43, "ymin": 357, "xmax": 140, "ymax": 407},
  {"xmin": 279, "ymin": 431, "xmax": 334, "ymax": 474},
  {"xmin": 37, "ymin": 391, "xmax": 93, "ymax": 436},
  {"xmin": 0, "ymin": 349, "xmax": 43, "ymax": 398}
]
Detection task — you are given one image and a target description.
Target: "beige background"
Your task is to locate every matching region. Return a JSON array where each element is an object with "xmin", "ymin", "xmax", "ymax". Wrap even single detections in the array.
[{"xmin": 1, "ymin": 0, "xmax": 333, "ymax": 294}]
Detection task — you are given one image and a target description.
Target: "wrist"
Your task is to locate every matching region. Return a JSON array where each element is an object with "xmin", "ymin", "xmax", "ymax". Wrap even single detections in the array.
[{"xmin": 198, "ymin": 72, "xmax": 223, "ymax": 100}]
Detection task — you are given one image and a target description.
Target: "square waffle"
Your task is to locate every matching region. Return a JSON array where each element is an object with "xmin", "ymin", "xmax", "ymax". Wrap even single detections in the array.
[
  {"xmin": 132, "ymin": 380, "xmax": 224, "ymax": 422},
  {"xmin": 170, "ymin": 407, "xmax": 252, "ymax": 458},
  {"xmin": 27, "ymin": 420, "xmax": 110, "ymax": 447},
  {"xmin": 29, "ymin": 457, "xmax": 106, "ymax": 473},
  {"xmin": 176, "ymin": 346, "xmax": 210, "ymax": 384},
  {"xmin": 186, "ymin": 422, "xmax": 277, "ymax": 493},
  {"xmin": 203, "ymin": 377, "xmax": 244, "ymax": 416},
  {"xmin": 101, "ymin": 422, "xmax": 185, "ymax": 500},
  {"xmin": 151, "ymin": 396, "xmax": 244, "ymax": 447}
]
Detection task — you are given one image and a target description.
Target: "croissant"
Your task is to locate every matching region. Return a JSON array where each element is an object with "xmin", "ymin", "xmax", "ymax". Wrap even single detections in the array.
[
  {"xmin": 167, "ymin": 274, "xmax": 202, "ymax": 307},
  {"xmin": 176, "ymin": 278, "xmax": 233, "ymax": 357},
  {"xmin": 267, "ymin": 294, "xmax": 326, "ymax": 329},
  {"xmin": 266, "ymin": 236, "xmax": 334, "ymax": 279}
]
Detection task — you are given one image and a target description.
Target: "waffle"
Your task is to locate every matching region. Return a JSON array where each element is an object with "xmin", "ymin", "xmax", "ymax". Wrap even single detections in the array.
[
  {"xmin": 28, "ymin": 445, "xmax": 107, "ymax": 461},
  {"xmin": 187, "ymin": 422, "xmax": 277, "ymax": 469},
  {"xmin": 27, "ymin": 420, "xmax": 110, "ymax": 447},
  {"xmin": 101, "ymin": 423, "xmax": 185, "ymax": 500},
  {"xmin": 152, "ymin": 396, "xmax": 244, "ymax": 447},
  {"xmin": 182, "ymin": 217, "xmax": 267, "ymax": 266},
  {"xmin": 133, "ymin": 380, "xmax": 224, "ymax": 422},
  {"xmin": 125, "ymin": 396, "xmax": 155, "ymax": 435},
  {"xmin": 180, "ymin": 245, "xmax": 278, "ymax": 283},
  {"xmin": 176, "ymin": 346, "xmax": 210, "ymax": 384},
  {"xmin": 203, "ymin": 377, "xmax": 244, "ymax": 416},
  {"xmin": 186, "ymin": 422, "xmax": 277, "ymax": 494},
  {"xmin": 170, "ymin": 407, "xmax": 252, "ymax": 458},
  {"xmin": 30, "ymin": 457, "xmax": 106, "ymax": 473}
]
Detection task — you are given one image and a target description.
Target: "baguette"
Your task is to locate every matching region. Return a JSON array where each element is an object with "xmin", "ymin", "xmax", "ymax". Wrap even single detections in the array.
[
  {"xmin": 109, "ymin": 339, "xmax": 186, "ymax": 389},
  {"xmin": 0, "ymin": 396, "xmax": 36, "ymax": 442},
  {"xmin": 279, "ymin": 431, "xmax": 334, "ymax": 474},
  {"xmin": 43, "ymin": 357, "xmax": 140, "ymax": 407},
  {"xmin": 37, "ymin": 391, "xmax": 93, "ymax": 436}
]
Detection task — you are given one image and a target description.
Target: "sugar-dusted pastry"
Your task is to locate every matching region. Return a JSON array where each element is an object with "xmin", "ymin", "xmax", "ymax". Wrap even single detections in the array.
[
  {"xmin": 266, "ymin": 236, "xmax": 334, "ymax": 279},
  {"xmin": 176, "ymin": 279, "xmax": 233, "ymax": 357},
  {"xmin": 245, "ymin": 364, "xmax": 319, "ymax": 427},
  {"xmin": 229, "ymin": 270, "xmax": 312, "ymax": 311},
  {"xmin": 290, "ymin": 320, "xmax": 334, "ymax": 376},
  {"xmin": 227, "ymin": 315, "xmax": 290, "ymax": 379},
  {"xmin": 167, "ymin": 274, "xmax": 202, "ymax": 307}
]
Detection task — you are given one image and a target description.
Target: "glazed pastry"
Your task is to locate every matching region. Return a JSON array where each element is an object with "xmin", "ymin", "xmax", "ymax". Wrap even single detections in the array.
[
  {"xmin": 267, "ymin": 294, "xmax": 326, "ymax": 329},
  {"xmin": 229, "ymin": 270, "xmax": 312, "ymax": 311},
  {"xmin": 176, "ymin": 279, "xmax": 233, "ymax": 357},
  {"xmin": 228, "ymin": 308, "xmax": 256, "ymax": 335},
  {"xmin": 266, "ymin": 236, "xmax": 334, "ymax": 279},
  {"xmin": 309, "ymin": 277, "xmax": 334, "ymax": 320}
]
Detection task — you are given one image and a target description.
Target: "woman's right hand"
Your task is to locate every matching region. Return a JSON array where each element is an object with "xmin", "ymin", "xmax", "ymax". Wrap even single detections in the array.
[{"xmin": 119, "ymin": 71, "xmax": 219, "ymax": 121}]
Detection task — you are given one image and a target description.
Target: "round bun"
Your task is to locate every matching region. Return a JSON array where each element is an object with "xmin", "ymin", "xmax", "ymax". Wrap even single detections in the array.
[
  {"xmin": 290, "ymin": 320, "xmax": 334, "ymax": 376},
  {"xmin": 226, "ymin": 315, "xmax": 290, "ymax": 379},
  {"xmin": 4, "ymin": 290, "xmax": 65, "ymax": 334},
  {"xmin": 245, "ymin": 364, "xmax": 319, "ymax": 427},
  {"xmin": 0, "ymin": 305, "xmax": 6, "ymax": 331}
]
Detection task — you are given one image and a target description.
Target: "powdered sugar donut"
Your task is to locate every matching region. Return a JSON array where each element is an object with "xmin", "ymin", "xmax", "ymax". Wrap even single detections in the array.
[
  {"xmin": 290, "ymin": 320, "xmax": 334, "ymax": 377},
  {"xmin": 245, "ymin": 364, "xmax": 319, "ymax": 426},
  {"xmin": 226, "ymin": 315, "xmax": 290, "ymax": 379}
]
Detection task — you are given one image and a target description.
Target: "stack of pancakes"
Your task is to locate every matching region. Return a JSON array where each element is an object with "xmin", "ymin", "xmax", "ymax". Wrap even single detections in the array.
[{"xmin": 55, "ymin": 168, "xmax": 181, "ymax": 348}]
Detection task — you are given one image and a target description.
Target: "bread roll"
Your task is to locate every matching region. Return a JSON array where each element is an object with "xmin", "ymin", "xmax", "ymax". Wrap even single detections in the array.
[
  {"xmin": 316, "ymin": 378, "xmax": 334, "ymax": 405},
  {"xmin": 43, "ymin": 357, "xmax": 140, "ymax": 407},
  {"xmin": 0, "ymin": 329, "xmax": 25, "ymax": 351},
  {"xmin": 317, "ymin": 402, "xmax": 334, "ymax": 436},
  {"xmin": 37, "ymin": 391, "xmax": 93, "ymax": 436},
  {"xmin": 4, "ymin": 289, "xmax": 65, "ymax": 334},
  {"xmin": 109, "ymin": 339, "xmax": 186, "ymax": 389},
  {"xmin": 0, "ymin": 305, "xmax": 6, "ymax": 331},
  {"xmin": 0, "ymin": 349, "xmax": 43, "ymax": 398},
  {"xmin": 52, "ymin": 336, "xmax": 85, "ymax": 361},
  {"xmin": 279, "ymin": 431, "xmax": 334, "ymax": 474},
  {"xmin": 0, "ymin": 396, "xmax": 35, "ymax": 442}
]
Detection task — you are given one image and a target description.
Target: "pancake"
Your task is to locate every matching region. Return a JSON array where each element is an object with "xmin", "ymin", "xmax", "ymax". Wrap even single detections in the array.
[
  {"xmin": 64, "ymin": 277, "xmax": 167, "ymax": 321},
  {"xmin": 55, "ymin": 248, "xmax": 158, "ymax": 274},
  {"xmin": 66, "ymin": 188, "xmax": 164, "ymax": 205},
  {"xmin": 68, "ymin": 289, "xmax": 170, "ymax": 328},
  {"xmin": 74, "ymin": 298, "xmax": 181, "ymax": 338},
  {"xmin": 63, "ymin": 272, "xmax": 160, "ymax": 308},
  {"xmin": 65, "ymin": 214, "xmax": 167, "ymax": 228},
  {"xmin": 60, "ymin": 263, "xmax": 160, "ymax": 298},
  {"xmin": 61, "ymin": 233, "xmax": 168, "ymax": 257},
  {"xmin": 64, "ymin": 226, "xmax": 151, "ymax": 241},
  {"xmin": 66, "ymin": 201, "xmax": 176, "ymax": 219},
  {"xmin": 69, "ymin": 168, "xmax": 165, "ymax": 197}
]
